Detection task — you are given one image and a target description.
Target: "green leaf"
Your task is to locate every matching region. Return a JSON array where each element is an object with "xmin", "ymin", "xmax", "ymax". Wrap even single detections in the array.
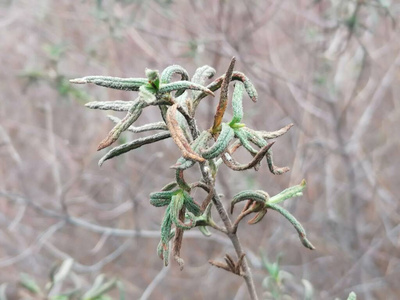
[
  {"xmin": 159, "ymin": 81, "xmax": 214, "ymax": 96},
  {"xmin": 145, "ymin": 68, "xmax": 160, "ymax": 90},
  {"xmin": 347, "ymin": 292, "xmax": 357, "ymax": 300},
  {"xmin": 201, "ymin": 123, "xmax": 234, "ymax": 159},
  {"xmin": 19, "ymin": 273, "xmax": 42, "ymax": 294},
  {"xmin": 229, "ymin": 82, "xmax": 244, "ymax": 125},
  {"xmin": 51, "ymin": 258, "xmax": 74, "ymax": 286},
  {"xmin": 268, "ymin": 180, "xmax": 306, "ymax": 205},
  {"xmin": 266, "ymin": 203, "xmax": 315, "ymax": 250},
  {"xmin": 231, "ymin": 190, "xmax": 268, "ymax": 213},
  {"xmin": 160, "ymin": 65, "xmax": 189, "ymax": 84},
  {"xmin": 83, "ymin": 276, "xmax": 117, "ymax": 300},
  {"xmin": 69, "ymin": 76, "xmax": 148, "ymax": 91}
]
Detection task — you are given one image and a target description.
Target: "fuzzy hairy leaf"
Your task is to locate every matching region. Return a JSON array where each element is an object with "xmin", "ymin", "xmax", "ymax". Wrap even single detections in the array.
[
  {"xmin": 229, "ymin": 82, "xmax": 245, "ymax": 125},
  {"xmin": 266, "ymin": 203, "xmax": 315, "ymax": 250},
  {"xmin": 231, "ymin": 190, "xmax": 269, "ymax": 214},
  {"xmin": 166, "ymin": 104, "xmax": 205, "ymax": 162},
  {"xmin": 161, "ymin": 65, "xmax": 189, "ymax": 83},
  {"xmin": 172, "ymin": 130, "xmax": 212, "ymax": 170},
  {"xmin": 70, "ymin": 76, "xmax": 148, "ymax": 91},
  {"xmin": 161, "ymin": 206, "xmax": 173, "ymax": 245},
  {"xmin": 159, "ymin": 81, "xmax": 214, "ymax": 96},
  {"xmin": 193, "ymin": 71, "xmax": 258, "ymax": 107},
  {"xmin": 212, "ymin": 57, "xmax": 236, "ymax": 132},
  {"xmin": 150, "ymin": 191, "xmax": 175, "ymax": 207},
  {"xmin": 98, "ymin": 131, "xmax": 171, "ymax": 166},
  {"xmin": 234, "ymin": 128, "xmax": 258, "ymax": 155},
  {"xmin": 269, "ymin": 180, "xmax": 306, "ymax": 205},
  {"xmin": 182, "ymin": 191, "xmax": 202, "ymax": 216},
  {"xmin": 243, "ymin": 127, "xmax": 290, "ymax": 175},
  {"xmin": 85, "ymin": 100, "xmax": 135, "ymax": 111},
  {"xmin": 191, "ymin": 65, "xmax": 216, "ymax": 101},
  {"xmin": 202, "ymin": 123, "xmax": 234, "ymax": 159},
  {"xmin": 97, "ymin": 98, "xmax": 147, "ymax": 150}
]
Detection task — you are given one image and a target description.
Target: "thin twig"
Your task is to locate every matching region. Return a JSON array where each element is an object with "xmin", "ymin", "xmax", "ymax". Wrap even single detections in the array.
[{"xmin": 139, "ymin": 265, "xmax": 170, "ymax": 300}]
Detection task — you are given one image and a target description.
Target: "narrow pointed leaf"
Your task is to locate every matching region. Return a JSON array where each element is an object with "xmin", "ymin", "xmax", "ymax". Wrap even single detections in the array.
[
  {"xmin": 166, "ymin": 104, "xmax": 205, "ymax": 162},
  {"xmin": 70, "ymin": 76, "xmax": 147, "ymax": 91},
  {"xmin": 212, "ymin": 57, "xmax": 236, "ymax": 133},
  {"xmin": 98, "ymin": 131, "xmax": 170, "ymax": 166},
  {"xmin": 85, "ymin": 100, "xmax": 134, "ymax": 111},
  {"xmin": 247, "ymin": 209, "xmax": 268, "ymax": 224},
  {"xmin": 234, "ymin": 128, "xmax": 258, "ymax": 155},
  {"xmin": 222, "ymin": 142, "xmax": 274, "ymax": 171},
  {"xmin": 171, "ymin": 130, "xmax": 212, "ymax": 169},
  {"xmin": 256, "ymin": 123, "xmax": 294, "ymax": 139},
  {"xmin": 107, "ymin": 116, "xmax": 168, "ymax": 133},
  {"xmin": 266, "ymin": 203, "xmax": 315, "ymax": 250},
  {"xmin": 159, "ymin": 81, "xmax": 215, "ymax": 96},
  {"xmin": 269, "ymin": 180, "xmax": 306, "ymax": 205},
  {"xmin": 229, "ymin": 82, "xmax": 245, "ymax": 125},
  {"xmin": 202, "ymin": 123, "xmax": 234, "ymax": 159},
  {"xmin": 97, "ymin": 99, "xmax": 146, "ymax": 150}
]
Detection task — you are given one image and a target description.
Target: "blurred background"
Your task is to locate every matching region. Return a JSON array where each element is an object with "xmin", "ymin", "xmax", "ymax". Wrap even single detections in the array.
[{"xmin": 1, "ymin": 0, "xmax": 399, "ymax": 299}]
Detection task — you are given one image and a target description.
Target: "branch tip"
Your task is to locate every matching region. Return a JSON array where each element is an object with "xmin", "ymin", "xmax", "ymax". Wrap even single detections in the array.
[{"xmin": 69, "ymin": 78, "xmax": 87, "ymax": 84}]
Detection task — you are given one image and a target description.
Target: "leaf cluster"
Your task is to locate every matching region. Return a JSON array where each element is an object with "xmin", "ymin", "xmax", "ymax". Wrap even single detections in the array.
[{"xmin": 70, "ymin": 58, "xmax": 314, "ymax": 271}]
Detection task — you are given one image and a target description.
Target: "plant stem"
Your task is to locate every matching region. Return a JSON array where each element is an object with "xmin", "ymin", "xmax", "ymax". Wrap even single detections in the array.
[{"xmin": 199, "ymin": 163, "xmax": 259, "ymax": 300}]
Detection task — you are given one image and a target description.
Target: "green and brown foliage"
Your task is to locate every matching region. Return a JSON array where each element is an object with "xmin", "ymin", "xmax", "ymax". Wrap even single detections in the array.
[{"xmin": 70, "ymin": 58, "xmax": 313, "ymax": 299}]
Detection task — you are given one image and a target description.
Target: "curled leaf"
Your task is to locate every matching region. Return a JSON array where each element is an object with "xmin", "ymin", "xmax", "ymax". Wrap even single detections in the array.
[
  {"xmin": 221, "ymin": 142, "xmax": 274, "ymax": 171},
  {"xmin": 159, "ymin": 81, "xmax": 214, "ymax": 96},
  {"xmin": 234, "ymin": 128, "xmax": 258, "ymax": 155},
  {"xmin": 247, "ymin": 209, "xmax": 268, "ymax": 225},
  {"xmin": 231, "ymin": 190, "xmax": 269, "ymax": 214},
  {"xmin": 232, "ymin": 72, "xmax": 258, "ymax": 102},
  {"xmin": 161, "ymin": 65, "xmax": 190, "ymax": 98},
  {"xmin": 194, "ymin": 71, "xmax": 258, "ymax": 106},
  {"xmin": 182, "ymin": 191, "xmax": 202, "ymax": 216},
  {"xmin": 161, "ymin": 182, "xmax": 178, "ymax": 191},
  {"xmin": 97, "ymin": 98, "xmax": 147, "ymax": 150},
  {"xmin": 243, "ymin": 128, "xmax": 290, "ymax": 175},
  {"xmin": 171, "ymin": 130, "xmax": 212, "ymax": 170},
  {"xmin": 191, "ymin": 65, "xmax": 216, "ymax": 102},
  {"xmin": 202, "ymin": 123, "xmax": 235, "ymax": 159},
  {"xmin": 166, "ymin": 104, "xmax": 205, "ymax": 162},
  {"xmin": 229, "ymin": 82, "xmax": 245, "ymax": 125},
  {"xmin": 266, "ymin": 203, "xmax": 315, "ymax": 250},
  {"xmin": 161, "ymin": 65, "xmax": 189, "ymax": 83}
]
